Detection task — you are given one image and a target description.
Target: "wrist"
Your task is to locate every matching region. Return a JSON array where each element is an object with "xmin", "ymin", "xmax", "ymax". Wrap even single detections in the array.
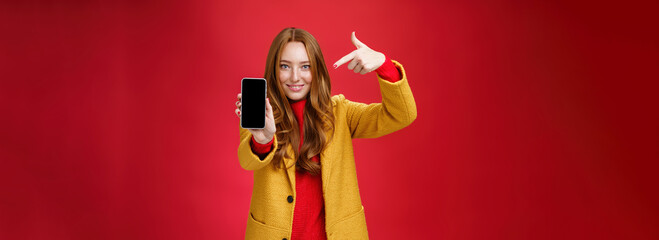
[
  {"xmin": 251, "ymin": 136, "xmax": 274, "ymax": 155},
  {"xmin": 375, "ymin": 55, "xmax": 401, "ymax": 81},
  {"xmin": 255, "ymin": 135, "xmax": 273, "ymax": 145}
]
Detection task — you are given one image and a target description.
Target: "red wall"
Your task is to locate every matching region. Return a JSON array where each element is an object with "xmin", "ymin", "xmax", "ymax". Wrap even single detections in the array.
[{"xmin": 2, "ymin": 0, "xmax": 658, "ymax": 239}]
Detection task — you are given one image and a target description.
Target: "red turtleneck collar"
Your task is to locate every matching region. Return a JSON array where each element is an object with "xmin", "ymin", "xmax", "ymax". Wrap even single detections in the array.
[{"xmin": 290, "ymin": 98, "xmax": 307, "ymax": 124}]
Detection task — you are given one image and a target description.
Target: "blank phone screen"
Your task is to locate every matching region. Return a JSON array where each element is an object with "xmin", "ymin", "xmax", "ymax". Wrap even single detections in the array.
[{"xmin": 241, "ymin": 78, "xmax": 267, "ymax": 129}]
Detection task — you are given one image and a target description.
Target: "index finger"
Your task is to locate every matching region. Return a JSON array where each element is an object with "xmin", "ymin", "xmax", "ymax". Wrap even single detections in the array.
[{"xmin": 333, "ymin": 50, "xmax": 356, "ymax": 69}]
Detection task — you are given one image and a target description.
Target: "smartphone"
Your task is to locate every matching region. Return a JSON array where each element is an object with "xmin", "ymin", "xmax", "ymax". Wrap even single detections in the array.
[{"xmin": 240, "ymin": 78, "xmax": 267, "ymax": 129}]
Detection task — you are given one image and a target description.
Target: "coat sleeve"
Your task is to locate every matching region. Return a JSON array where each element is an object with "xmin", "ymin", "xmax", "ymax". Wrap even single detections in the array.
[
  {"xmin": 237, "ymin": 127, "xmax": 279, "ymax": 171},
  {"xmin": 343, "ymin": 60, "xmax": 417, "ymax": 139}
]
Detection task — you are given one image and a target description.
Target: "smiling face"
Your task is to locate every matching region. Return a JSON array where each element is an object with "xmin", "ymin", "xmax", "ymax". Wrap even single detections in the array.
[{"xmin": 278, "ymin": 41, "xmax": 312, "ymax": 101}]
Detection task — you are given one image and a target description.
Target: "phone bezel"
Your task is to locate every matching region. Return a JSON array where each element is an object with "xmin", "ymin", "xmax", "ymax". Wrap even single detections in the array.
[{"xmin": 240, "ymin": 78, "xmax": 267, "ymax": 129}]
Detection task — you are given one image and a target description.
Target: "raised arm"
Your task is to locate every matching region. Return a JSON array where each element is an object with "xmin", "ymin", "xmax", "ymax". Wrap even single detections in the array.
[
  {"xmin": 341, "ymin": 61, "xmax": 416, "ymax": 138},
  {"xmin": 333, "ymin": 32, "xmax": 417, "ymax": 138}
]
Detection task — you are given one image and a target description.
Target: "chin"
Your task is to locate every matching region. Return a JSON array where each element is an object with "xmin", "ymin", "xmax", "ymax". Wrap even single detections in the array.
[
  {"xmin": 286, "ymin": 92, "xmax": 308, "ymax": 101},
  {"xmin": 288, "ymin": 96, "xmax": 304, "ymax": 101}
]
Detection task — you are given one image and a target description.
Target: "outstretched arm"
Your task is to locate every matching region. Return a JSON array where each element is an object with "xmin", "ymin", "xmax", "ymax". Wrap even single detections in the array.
[
  {"xmin": 333, "ymin": 32, "xmax": 417, "ymax": 139},
  {"xmin": 235, "ymin": 94, "xmax": 278, "ymax": 170}
]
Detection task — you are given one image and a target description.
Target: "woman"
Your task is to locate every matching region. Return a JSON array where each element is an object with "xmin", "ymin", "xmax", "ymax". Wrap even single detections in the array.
[{"xmin": 235, "ymin": 27, "xmax": 416, "ymax": 239}]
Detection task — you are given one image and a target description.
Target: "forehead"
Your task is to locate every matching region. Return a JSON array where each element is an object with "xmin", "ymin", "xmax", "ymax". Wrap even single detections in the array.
[{"xmin": 280, "ymin": 42, "xmax": 309, "ymax": 62}]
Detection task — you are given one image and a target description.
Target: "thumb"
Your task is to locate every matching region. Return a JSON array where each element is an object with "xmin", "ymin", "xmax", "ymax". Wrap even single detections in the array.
[
  {"xmin": 265, "ymin": 98, "xmax": 273, "ymax": 114},
  {"xmin": 351, "ymin": 31, "xmax": 367, "ymax": 49}
]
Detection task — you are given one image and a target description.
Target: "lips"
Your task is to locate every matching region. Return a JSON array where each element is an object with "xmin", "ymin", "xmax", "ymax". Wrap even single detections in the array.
[{"xmin": 286, "ymin": 84, "xmax": 304, "ymax": 92}]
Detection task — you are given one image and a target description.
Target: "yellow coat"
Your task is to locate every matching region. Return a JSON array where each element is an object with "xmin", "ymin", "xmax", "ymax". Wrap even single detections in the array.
[{"xmin": 238, "ymin": 61, "xmax": 416, "ymax": 239}]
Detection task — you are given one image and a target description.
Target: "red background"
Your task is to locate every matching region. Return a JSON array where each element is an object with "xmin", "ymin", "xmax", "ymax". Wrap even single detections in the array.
[{"xmin": 2, "ymin": 0, "xmax": 658, "ymax": 239}]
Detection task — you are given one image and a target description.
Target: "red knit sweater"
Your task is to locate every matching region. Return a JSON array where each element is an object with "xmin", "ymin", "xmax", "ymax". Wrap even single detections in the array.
[{"xmin": 251, "ymin": 56, "xmax": 401, "ymax": 239}]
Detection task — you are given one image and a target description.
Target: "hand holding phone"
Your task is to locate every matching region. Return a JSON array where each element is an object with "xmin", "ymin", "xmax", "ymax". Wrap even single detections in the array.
[{"xmin": 236, "ymin": 78, "xmax": 276, "ymax": 144}]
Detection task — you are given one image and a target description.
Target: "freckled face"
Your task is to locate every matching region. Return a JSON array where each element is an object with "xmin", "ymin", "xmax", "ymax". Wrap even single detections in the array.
[{"xmin": 279, "ymin": 42, "xmax": 312, "ymax": 101}]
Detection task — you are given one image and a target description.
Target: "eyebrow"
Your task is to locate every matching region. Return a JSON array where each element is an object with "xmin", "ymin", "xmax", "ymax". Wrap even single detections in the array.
[{"xmin": 280, "ymin": 60, "xmax": 310, "ymax": 64}]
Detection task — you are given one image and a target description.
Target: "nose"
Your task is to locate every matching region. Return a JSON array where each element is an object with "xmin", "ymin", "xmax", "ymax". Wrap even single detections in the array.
[{"xmin": 291, "ymin": 67, "xmax": 301, "ymax": 82}]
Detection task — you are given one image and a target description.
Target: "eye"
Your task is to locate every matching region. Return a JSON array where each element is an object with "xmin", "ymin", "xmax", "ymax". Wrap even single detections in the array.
[
  {"xmin": 302, "ymin": 65, "xmax": 311, "ymax": 69},
  {"xmin": 280, "ymin": 64, "xmax": 289, "ymax": 69}
]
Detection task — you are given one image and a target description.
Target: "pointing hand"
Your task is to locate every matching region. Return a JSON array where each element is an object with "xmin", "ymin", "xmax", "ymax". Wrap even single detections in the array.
[{"xmin": 333, "ymin": 32, "xmax": 386, "ymax": 75}]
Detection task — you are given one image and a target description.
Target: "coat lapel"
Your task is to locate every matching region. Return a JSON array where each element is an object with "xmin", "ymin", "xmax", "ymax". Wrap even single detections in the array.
[
  {"xmin": 320, "ymin": 129, "xmax": 335, "ymax": 191},
  {"xmin": 283, "ymin": 128, "xmax": 335, "ymax": 194},
  {"xmin": 283, "ymin": 146, "xmax": 296, "ymax": 191}
]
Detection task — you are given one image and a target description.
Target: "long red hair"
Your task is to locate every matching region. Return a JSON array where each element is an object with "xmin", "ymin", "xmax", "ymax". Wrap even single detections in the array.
[{"xmin": 264, "ymin": 27, "xmax": 334, "ymax": 175}]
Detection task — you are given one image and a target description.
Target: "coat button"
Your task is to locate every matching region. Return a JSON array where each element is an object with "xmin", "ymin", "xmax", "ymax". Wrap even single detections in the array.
[{"xmin": 287, "ymin": 195, "xmax": 293, "ymax": 203}]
